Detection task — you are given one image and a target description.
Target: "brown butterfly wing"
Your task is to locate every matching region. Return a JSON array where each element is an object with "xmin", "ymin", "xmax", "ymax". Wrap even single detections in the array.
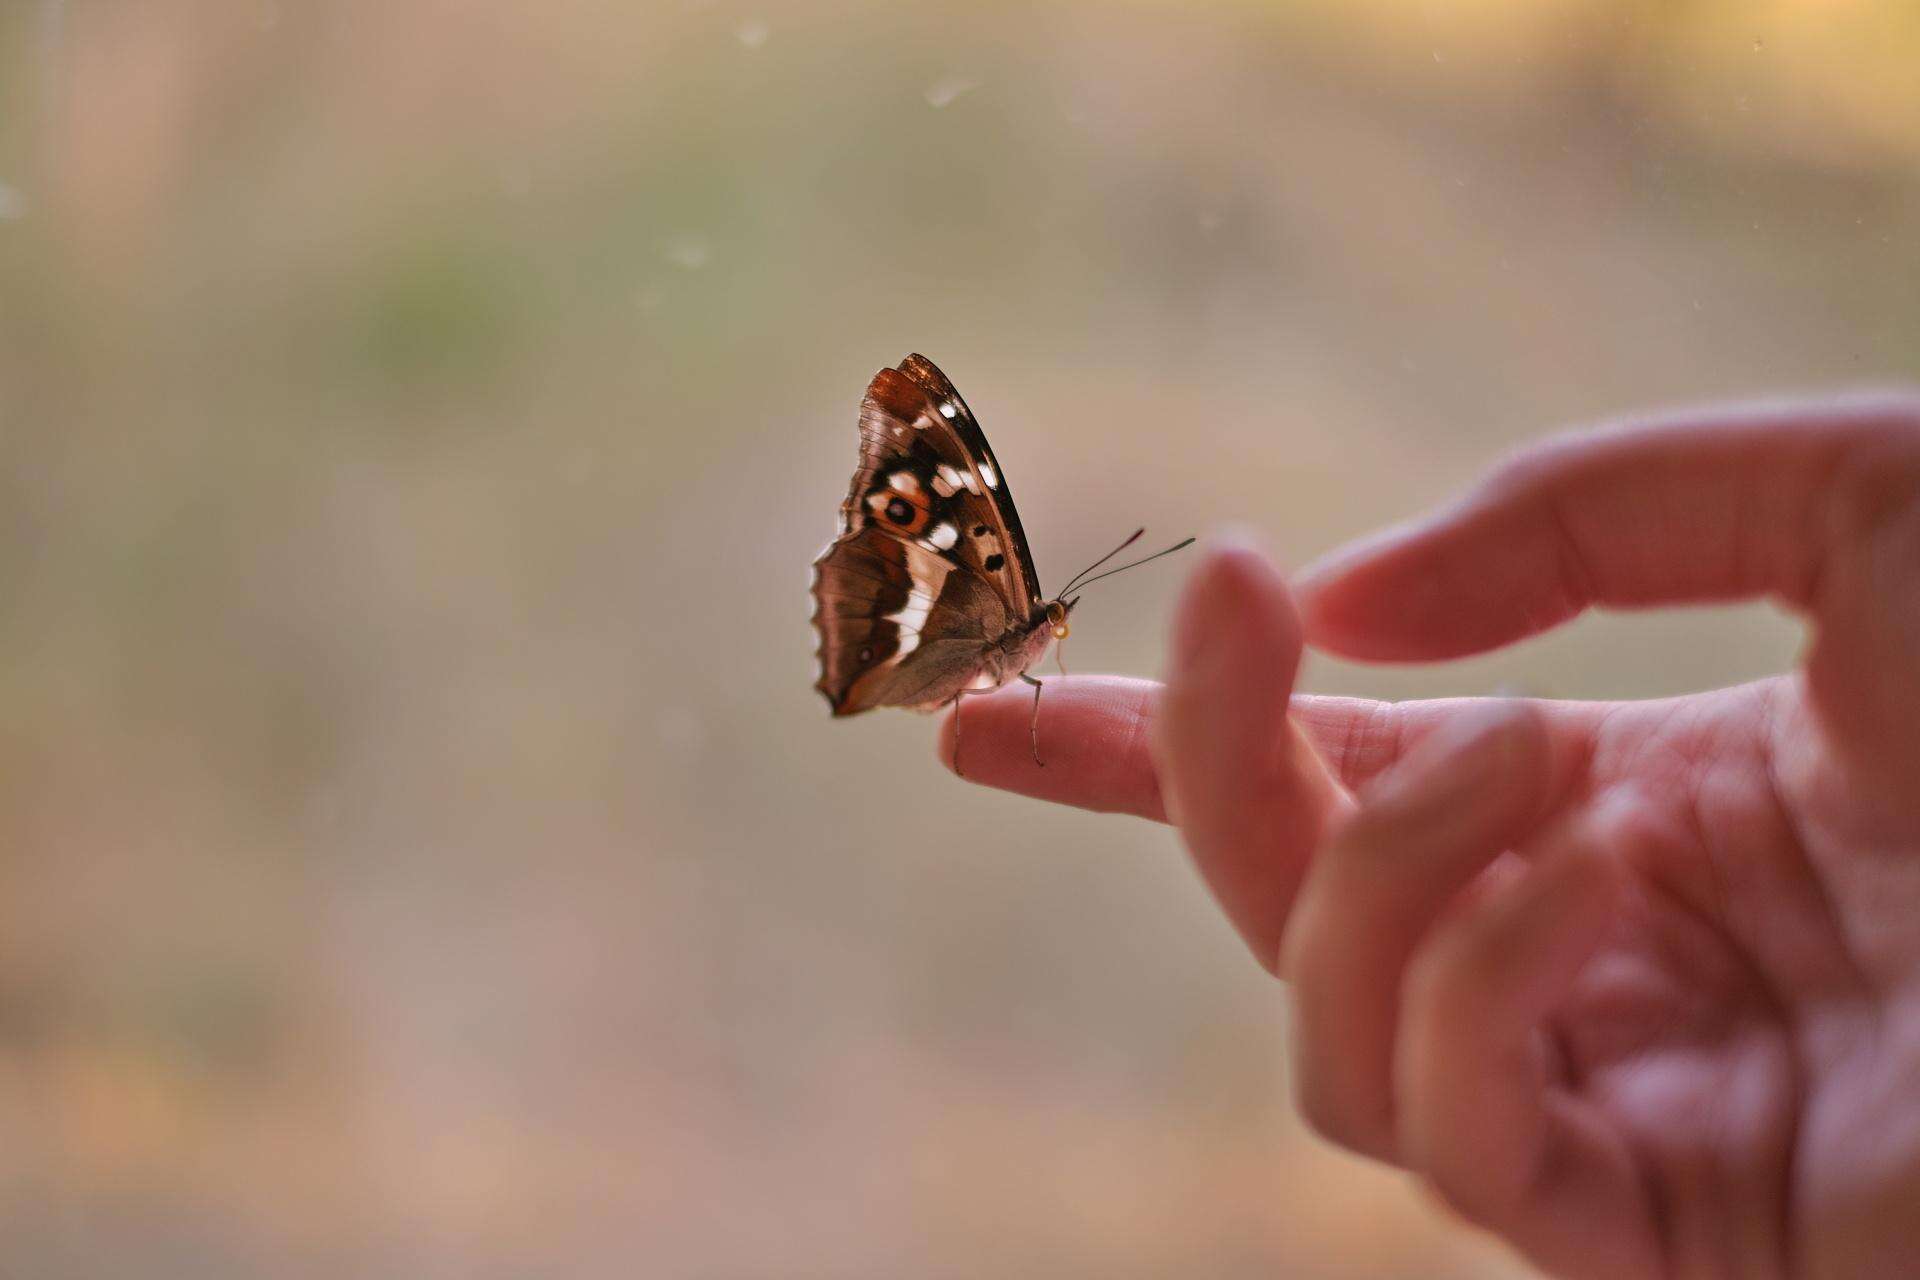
[
  {"xmin": 811, "ymin": 527, "xmax": 1012, "ymax": 714},
  {"xmin": 811, "ymin": 356, "xmax": 1041, "ymax": 715},
  {"xmin": 894, "ymin": 353, "xmax": 1042, "ymax": 613}
]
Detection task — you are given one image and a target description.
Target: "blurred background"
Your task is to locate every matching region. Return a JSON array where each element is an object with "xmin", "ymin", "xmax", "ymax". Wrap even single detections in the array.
[{"xmin": 1, "ymin": 0, "xmax": 1916, "ymax": 1275}]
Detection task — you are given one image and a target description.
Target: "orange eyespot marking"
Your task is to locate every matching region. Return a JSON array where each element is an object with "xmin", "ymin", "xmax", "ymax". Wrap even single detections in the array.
[{"xmin": 867, "ymin": 488, "xmax": 931, "ymax": 533}]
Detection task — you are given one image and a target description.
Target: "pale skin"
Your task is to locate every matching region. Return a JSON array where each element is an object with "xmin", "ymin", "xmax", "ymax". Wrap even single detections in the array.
[{"xmin": 937, "ymin": 396, "xmax": 1920, "ymax": 1280}]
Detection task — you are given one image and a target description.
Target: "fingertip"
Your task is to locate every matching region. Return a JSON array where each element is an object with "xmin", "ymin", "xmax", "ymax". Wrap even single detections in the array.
[
  {"xmin": 1351, "ymin": 696, "xmax": 1556, "ymax": 841},
  {"xmin": 1161, "ymin": 531, "xmax": 1310, "ymax": 785},
  {"xmin": 1416, "ymin": 692, "xmax": 1547, "ymax": 758},
  {"xmin": 1292, "ymin": 517, "xmax": 1413, "ymax": 604},
  {"xmin": 1293, "ymin": 521, "xmax": 1455, "ymax": 660},
  {"xmin": 1521, "ymin": 827, "xmax": 1624, "ymax": 952},
  {"xmin": 931, "ymin": 677, "xmax": 1169, "ymax": 819},
  {"xmin": 1294, "ymin": 499, "xmax": 1575, "ymax": 662},
  {"xmin": 1543, "ymin": 795, "xmax": 1644, "ymax": 932},
  {"xmin": 935, "ymin": 704, "xmax": 959, "ymax": 774},
  {"xmin": 1169, "ymin": 530, "xmax": 1301, "ymax": 678}
]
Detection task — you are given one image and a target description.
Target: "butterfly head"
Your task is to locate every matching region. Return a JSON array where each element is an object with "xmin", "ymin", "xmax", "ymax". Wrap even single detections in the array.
[{"xmin": 1045, "ymin": 596, "xmax": 1079, "ymax": 641}]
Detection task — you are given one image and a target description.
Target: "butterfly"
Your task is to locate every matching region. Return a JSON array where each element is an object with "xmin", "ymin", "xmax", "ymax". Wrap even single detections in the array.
[{"xmin": 809, "ymin": 354, "xmax": 1190, "ymax": 770}]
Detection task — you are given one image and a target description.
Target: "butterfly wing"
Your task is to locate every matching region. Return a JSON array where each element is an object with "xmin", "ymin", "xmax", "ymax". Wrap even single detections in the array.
[
  {"xmin": 895, "ymin": 352, "xmax": 1043, "ymax": 613},
  {"xmin": 811, "ymin": 355, "xmax": 1043, "ymax": 715},
  {"xmin": 811, "ymin": 525, "xmax": 1012, "ymax": 713}
]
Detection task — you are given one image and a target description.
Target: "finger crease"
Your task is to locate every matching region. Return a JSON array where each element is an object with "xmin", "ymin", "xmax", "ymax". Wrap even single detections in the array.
[
  {"xmin": 1118, "ymin": 697, "xmax": 1163, "ymax": 820},
  {"xmin": 1342, "ymin": 700, "xmax": 1404, "ymax": 794}
]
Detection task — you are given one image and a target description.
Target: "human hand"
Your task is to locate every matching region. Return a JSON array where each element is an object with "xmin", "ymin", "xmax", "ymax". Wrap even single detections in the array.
[{"xmin": 939, "ymin": 396, "xmax": 1920, "ymax": 1279}]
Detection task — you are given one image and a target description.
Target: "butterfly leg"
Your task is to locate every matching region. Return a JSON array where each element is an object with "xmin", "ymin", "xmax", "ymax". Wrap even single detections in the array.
[
  {"xmin": 1021, "ymin": 673, "xmax": 1045, "ymax": 767},
  {"xmin": 948, "ymin": 686, "xmax": 989, "ymax": 779}
]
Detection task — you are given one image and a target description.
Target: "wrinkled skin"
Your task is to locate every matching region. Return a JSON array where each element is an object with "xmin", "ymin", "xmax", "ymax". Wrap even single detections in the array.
[{"xmin": 939, "ymin": 396, "xmax": 1920, "ymax": 1279}]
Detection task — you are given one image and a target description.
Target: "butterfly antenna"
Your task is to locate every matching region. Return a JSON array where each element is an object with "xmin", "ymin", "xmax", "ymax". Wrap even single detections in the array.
[
  {"xmin": 1059, "ymin": 528, "xmax": 1145, "ymax": 597},
  {"xmin": 1062, "ymin": 536, "xmax": 1197, "ymax": 593}
]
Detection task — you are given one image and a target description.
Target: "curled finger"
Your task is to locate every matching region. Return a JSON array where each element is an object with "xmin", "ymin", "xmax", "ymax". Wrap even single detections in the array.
[
  {"xmin": 1281, "ymin": 700, "xmax": 1577, "ymax": 1159},
  {"xmin": 1397, "ymin": 808, "xmax": 1660, "ymax": 1280}
]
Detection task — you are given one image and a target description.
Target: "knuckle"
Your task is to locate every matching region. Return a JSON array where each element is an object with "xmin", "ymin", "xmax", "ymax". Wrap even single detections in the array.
[
  {"xmin": 1477, "ymin": 432, "xmax": 1587, "ymax": 505},
  {"xmin": 1332, "ymin": 699, "xmax": 1403, "ymax": 791}
]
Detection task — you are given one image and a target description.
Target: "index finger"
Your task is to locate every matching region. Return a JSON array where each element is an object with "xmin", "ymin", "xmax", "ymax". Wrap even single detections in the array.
[
  {"xmin": 937, "ymin": 675, "xmax": 1598, "ymax": 817},
  {"xmin": 1295, "ymin": 393, "xmax": 1920, "ymax": 661}
]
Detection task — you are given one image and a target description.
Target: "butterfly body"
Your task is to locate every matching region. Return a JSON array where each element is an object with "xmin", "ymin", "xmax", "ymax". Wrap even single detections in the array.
[{"xmin": 811, "ymin": 355, "xmax": 1073, "ymax": 721}]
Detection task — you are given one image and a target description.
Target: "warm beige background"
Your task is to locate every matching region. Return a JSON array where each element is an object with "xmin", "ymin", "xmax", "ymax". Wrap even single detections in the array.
[{"xmin": 2, "ymin": 1, "xmax": 1915, "ymax": 1275}]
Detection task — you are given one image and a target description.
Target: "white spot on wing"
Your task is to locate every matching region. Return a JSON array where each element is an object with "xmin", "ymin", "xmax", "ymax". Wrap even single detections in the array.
[
  {"xmin": 939, "ymin": 402, "xmax": 958, "ymax": 419},
  {"xmin": 979, "ymin": 458, "xmax": 998, "ymax": 489},
  {"xmin": 934, "ymin": 464, "xmax": 978, "ymax": 497},
  {"xmin": 886, "ymin": 587, "xmax": 936, "ymax": 660},
  {"xmin": 887, "ymin": 471, "xmax": 918, "ymax": 494},
  {"xmin": 927, "ymin": 522, "xmax": 958, "ymax": 550}
]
